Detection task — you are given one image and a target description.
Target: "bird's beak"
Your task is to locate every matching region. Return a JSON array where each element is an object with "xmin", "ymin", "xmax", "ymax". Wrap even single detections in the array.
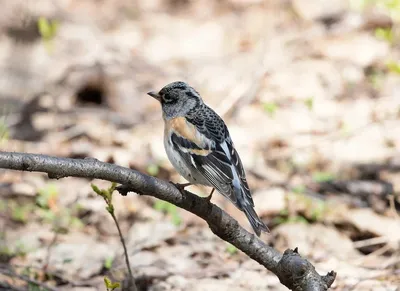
[{"xmin": 147, "ymin": 91, "xmax": 161, "ymax": 101}]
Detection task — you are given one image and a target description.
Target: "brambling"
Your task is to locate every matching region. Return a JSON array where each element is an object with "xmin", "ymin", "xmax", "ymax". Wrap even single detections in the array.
[{"xmin": 148, "ymin": 81, "xmax": 269, "ymax": 236}]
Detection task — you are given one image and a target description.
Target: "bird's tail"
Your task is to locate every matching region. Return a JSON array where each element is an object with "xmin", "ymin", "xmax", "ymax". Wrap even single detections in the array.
[{"xmin": 242, "ymin": 203, "xmax": 270, "ymax": 236}]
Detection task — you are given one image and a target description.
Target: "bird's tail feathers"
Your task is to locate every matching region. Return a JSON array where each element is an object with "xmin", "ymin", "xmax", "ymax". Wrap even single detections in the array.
[{"xmin": 242, "ymin": 203, "xmax": 270, "ymax": 237}]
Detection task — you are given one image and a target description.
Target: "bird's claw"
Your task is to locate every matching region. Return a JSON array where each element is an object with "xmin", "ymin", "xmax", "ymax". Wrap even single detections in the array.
[
  {"xmin": 170, "ymin": 182, "xmax": 191, "ymax": 192},
  {"xmin": 203, "ymin": 188, "xmax": 215, "ymax": 202}
]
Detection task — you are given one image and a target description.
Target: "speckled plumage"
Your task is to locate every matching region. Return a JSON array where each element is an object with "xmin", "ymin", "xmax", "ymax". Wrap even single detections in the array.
[{"xmin": 148, "ymin": 81, "xmax": 269, "ymax": 236}]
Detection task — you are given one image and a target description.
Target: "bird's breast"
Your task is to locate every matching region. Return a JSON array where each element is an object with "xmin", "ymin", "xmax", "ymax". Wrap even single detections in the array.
[{"xmin": 165, "ymin": 116, "xmax": 212, "ymax": 149}]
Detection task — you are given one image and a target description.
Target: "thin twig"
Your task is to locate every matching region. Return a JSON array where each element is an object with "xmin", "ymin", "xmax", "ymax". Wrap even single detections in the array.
[
  {"xmin": 0, "ymin": 264, "xmax": 58, "ymax": 291},
  {"xmin": 0, "ymin": 281, "xmax": 25, "ymax": 291},
  {"xmin": 353, "ymin": 236, "xmax": 389, "ymax": 249},
  {"xmin": 388, "ymin": 194, "xmax": 400, "ymax": 220},
  {"xmin": 109, "ymin": 209, "xmax": 137, "ymax": 291},
  {"xmin": 354, "ymin": 244, "xmax": 392, "ymax": 266}
]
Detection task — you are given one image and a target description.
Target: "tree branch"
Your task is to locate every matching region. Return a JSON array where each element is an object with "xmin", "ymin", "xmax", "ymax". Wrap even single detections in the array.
[{"xmin": 0, "ymin": 151, "xmax": 336, "ymax": 290}]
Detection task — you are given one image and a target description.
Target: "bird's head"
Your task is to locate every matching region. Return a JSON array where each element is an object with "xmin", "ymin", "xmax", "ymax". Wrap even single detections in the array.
[{"xmin": 147, "ymin": 81, "xmax": 202, "ymax": 119}]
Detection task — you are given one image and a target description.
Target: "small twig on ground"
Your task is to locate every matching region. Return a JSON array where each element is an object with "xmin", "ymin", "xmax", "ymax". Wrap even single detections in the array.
[
  {"xmin": 353, "ymin": 236, "xmax": 389, "ymax": 249},
  {"xmin": 0, "ymin": 281, "xmax": 25, "ymax": 291},
  {"xmin": 0, "ymin": 264, "xmax": 58, "ymax": 291},
  {"xmin": 355, "ymin": 244, "xmax": 392, "ymax": 267},
  {"xmin": 388, "ymin": 194, "xmax": 400, "ymax": 220}
]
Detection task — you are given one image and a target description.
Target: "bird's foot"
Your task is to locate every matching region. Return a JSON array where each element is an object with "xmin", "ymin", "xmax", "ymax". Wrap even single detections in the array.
[
  {"xmin": 170, "ymin": 182, "xmax": 191, "ymax": 193},
  {"xmin": 204, "ymin": 188, "xmax": 215, "ymax": 202}
]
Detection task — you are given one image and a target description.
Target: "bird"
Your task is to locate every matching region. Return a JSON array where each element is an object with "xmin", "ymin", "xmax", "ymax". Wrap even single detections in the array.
[{"xmin": 147, "ymin": 81, "xmax": 269, "ymax": 236}]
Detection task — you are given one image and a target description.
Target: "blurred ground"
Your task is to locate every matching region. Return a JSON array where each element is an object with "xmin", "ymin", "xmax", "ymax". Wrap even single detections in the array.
[{"xmin": 0, "ymin": 0, "xmax": 400, "ymax": 290}]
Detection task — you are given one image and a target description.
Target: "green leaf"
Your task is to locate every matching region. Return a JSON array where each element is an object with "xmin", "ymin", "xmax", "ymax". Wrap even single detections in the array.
[
  {"xmin": 306, "ymin": 199, "xmax": 328, "ymax": 222},
  {"xmin": 153, "ymin": 200, "xmax": 169, "ymax": 211},
  {"xmin": 11, "ymin": 204, "xmax": 31, "ymax": 223},
  {"xmin": 37, "ymin": 17, "xmax": 59, "ymax": 40},
  {"xmin": 263, "ymin": 102, "xmax": 278, "ymax": 117},
  {"xmin": 92, "ymin": 183, "xmax": 113, "ymax": 201},
  {"xmin": 70, "ymin": 217, "xmax": 84, "ymax": 228},
  {"xmin": 104, "ymin": 276, "xmax": 112, "ymax": 289},
  {"xmin": 312, "ymin": 171, "xmax": 335, "ymax": 183},
  {"xmin": 375, "ymin": 27, "xmax": 393, "ymax": 43},
  {"xmin": 153, "ymin": 201, "xmax": 181, "ymax": 225},
  {"xmin": 37, "ymin": 184, "xmax": 58, "ymax": 209},
  {"xmin": 171, "ymin": 213, "xmax": 182, "ymax": 226},
  {"xmin": 13, "ymin": 240, "xmax": 28, "ymax": 256},
  {"xmin": 287, "ymin": 215, "xmax": 309, "ymax": 224},
  {"xmin": 0, "ymin": 246, "xmax": 11, "ymax": 256},
  {"xmin": 38, "ymin": 17, "xmax": 51, "ymax": 38},
  {"xmin": 102, "ymin": 189, "xmax": 110, "ymax": 200},
  {"xmin": 110, "ymin": 282, "xmax": 121, "ymax": 289},
  {"xmin": 147, "ymin": 164, "xmax": 159, "ymax": 176},
  {"xmin": 104, "ymin": 256, "xmax": 114, "ymax": 270},
  {"xmin": 104, "ymin": 276, "xmax": 120, "ymax": 291},
  {"xmin": 304, "ymin": 97, "xmax": 314, "ymax": 111},
  {"xmin": 91, "ymin": 184, "xmax": 102, "ymax": 195},
  {"xmin": 384, "ymin": 0, "xmax": 400, "ymax": 12},
  {"xmin": 37, "ymin": 208, "xmax": 56, "ymax": 223},
  {"xmin": 387, "ymin": 61, "xmax": 400, "ymax": 74},
  {"xmin": 292, "ymin": 185, "xmax": 306, "ymax": 193},
  {"xmin": 226, "ymin": 243, "xmax": 238, "ymax": 255},
  {"xmin": 108, "ymin": 182, "xmax": 117, "ymax": 194},
  {"xmin": 271, "ymin": 216, "xmax": 286, "ymax": 225},
  {"xmin": 279, "ymin": 209, "xmax": 289, "ymax": 216},
  {"xmin": 166, "ymin": 202, "xmax": 177, "ymax": 212},
  {"xmin": 106, "ymin": 204, "xmax": 114, "ymax": 214}
]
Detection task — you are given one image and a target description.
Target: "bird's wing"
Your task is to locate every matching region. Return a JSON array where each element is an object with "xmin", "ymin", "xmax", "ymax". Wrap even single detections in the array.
[
  {"xmin": 168, "ymin": 107, "xmax": 253, "ymax": 207},
  {"xmin": 170, "ymin": 131, "xmax": 237, "ymax": 202}
]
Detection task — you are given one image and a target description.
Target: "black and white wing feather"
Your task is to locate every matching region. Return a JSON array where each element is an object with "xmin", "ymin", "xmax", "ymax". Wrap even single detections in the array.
[{"xmin": 171, "ymin": 104, "xmax": 269, "ymax": 235}]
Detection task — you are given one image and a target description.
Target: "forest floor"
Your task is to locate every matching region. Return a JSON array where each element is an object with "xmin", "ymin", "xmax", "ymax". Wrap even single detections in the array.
[{"xmin": 0, "ymin": 0, "xmax": 399, "ymax": 290}]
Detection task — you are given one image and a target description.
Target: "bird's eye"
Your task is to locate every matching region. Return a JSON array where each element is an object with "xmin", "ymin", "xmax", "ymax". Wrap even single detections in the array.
[{"xmin": 162, "ymin": 94, "xmax": 174, "ymax": 103}]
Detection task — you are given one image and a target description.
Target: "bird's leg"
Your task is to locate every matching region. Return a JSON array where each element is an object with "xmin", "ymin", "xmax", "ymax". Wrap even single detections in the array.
[
  {"xmin": 170, "ymin": 182, "xmax": 192, "ymax": 192},
  {"xmin": 205, "ymin": 188, "xmax": 215, "ymax": 202}
]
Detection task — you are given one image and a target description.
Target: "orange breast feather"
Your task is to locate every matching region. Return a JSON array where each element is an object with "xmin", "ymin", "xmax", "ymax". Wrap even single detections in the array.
[{"xmin": 166, "ymin": 117, "xmax": 211, "ymax": 156}]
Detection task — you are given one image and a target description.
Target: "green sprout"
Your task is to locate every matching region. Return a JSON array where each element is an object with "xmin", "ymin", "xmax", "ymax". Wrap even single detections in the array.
[
  {"xmin": 225, "ymin": 243, "xmax": 238, "ymax": 255},
  {"xmin": 92, "ymin": 183, "xmax": 135, "ymax": 289},
  {"xmin": 146, "ymin": 164, "xmax": 160, "ymax": 176},
  {"xmin": 104, "ymin": 276, "xmax": 121, "ymax": 291},
  {"xmin": 387, "ymin": 61, "xmax": 400, "ymax": 74},
  {"xmin": 153, "ymin": 200, "xmax": 182, "ymax": 226},
  {"xmin": 104, "ymin": 256, "xmax": 114, "ymax": 270},
  {"xmin": 272, "ymin": 214, "xmax": 309, "ymax": 225},
  {"xmin": 263, "ymin": 102, "xmax": 279, "ymax": 117},
  {"xmin": 11, "ymin": 204, "xmax": 32, "ymax": 223},
  {"xmin": 304, "ymin": 97, "xmax": 314, "ymax": 111},
  {"xmin": 375, "ymin": 27, "xmax": 394, "ymax": 43},
  {"xmin": 312, "ymin": 171, "xmax": 335, "ymax": 183},
  {"xmin": 308, "ymin": 200, "xmax": 328, "ymax": 222},
  {"xmin": 91, "ymin": 183, "xmax": 117, "ymax": 214},
  {"xmin": 37, "ymin": 184, "xmax": 58, "ymax": 209},
  {"xmin": 37, "ymin": 17, "xmax": 59, "ymax": 52},
  {"xmin": 292, "ymin": 185, "xmax": 306, "ymax": 194}
]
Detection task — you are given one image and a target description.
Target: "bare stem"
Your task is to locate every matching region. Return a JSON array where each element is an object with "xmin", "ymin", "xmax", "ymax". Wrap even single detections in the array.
[{"xmin": 109, "ymin": 210, "xmax": 137, "ymax": 291}]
